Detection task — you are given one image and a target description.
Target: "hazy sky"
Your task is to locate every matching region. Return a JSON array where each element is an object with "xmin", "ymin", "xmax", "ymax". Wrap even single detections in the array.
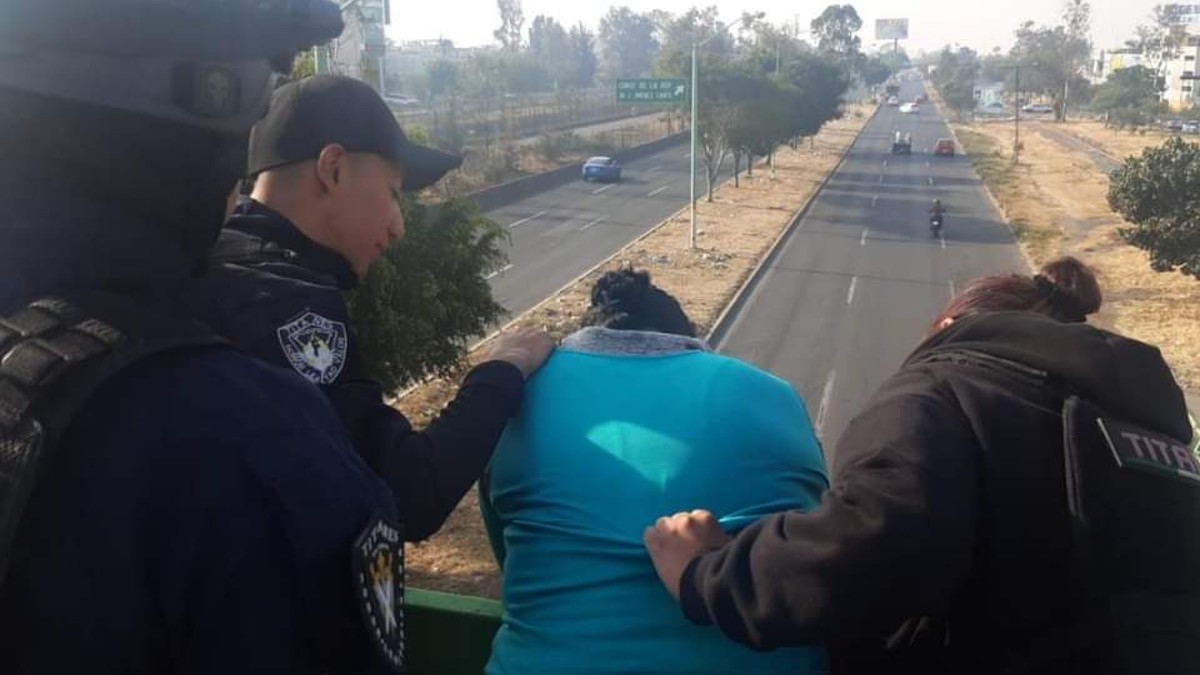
[{"xmin": 386, "ymin": 0, "xmax": 1160, "ymax": 55}]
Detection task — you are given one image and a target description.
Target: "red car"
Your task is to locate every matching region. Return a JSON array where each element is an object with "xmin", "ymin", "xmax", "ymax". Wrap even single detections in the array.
[{"xmin": 934, "ymin": 138, "xmax": 956, "ymax": 157}]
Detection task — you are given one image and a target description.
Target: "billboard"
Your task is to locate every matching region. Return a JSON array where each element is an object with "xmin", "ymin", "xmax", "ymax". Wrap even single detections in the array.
[{"xmin": 875, "ymin": 18, "xmax": 909, "ymax": 40}]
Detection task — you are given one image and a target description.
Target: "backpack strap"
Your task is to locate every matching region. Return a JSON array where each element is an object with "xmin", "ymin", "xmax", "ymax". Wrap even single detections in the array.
[{"xmin": 0, "ymin": 293, "xmax": 225, "ymax": 586}]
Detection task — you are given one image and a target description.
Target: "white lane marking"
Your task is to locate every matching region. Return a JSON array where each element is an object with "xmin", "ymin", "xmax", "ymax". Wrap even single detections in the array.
[
  {"xmin": 579, "ymin": 216, "xmax": 604, "ymax": 231},
  {"xmin": 928, "ymin": 177, "xmax": 935, "ymax": 187},
  {"xmin": 949, "ymin": 280, "xmax": 957, "ymax": 298},
  {"xmin": 847, "ymin": 276, "xmax": 859, "ymax": 305},
  {"xmin": 925, "ymin": 160, "xmax": 931, "ymax": 168},
  {"xmin": 592, "ymin": 184, "xmax": 616, "ymax": 195},
  {"xmin": 684, "ymin": 152, "xmax": 692, "ymax": 159},
  {"xmin": 485, "ymin": 264, "xmax": 514, "ymax": 280},
  {"xmin": 940, "ymin": 232, "xmax": 947, "ymax": 250},
  {"xmin": 647, "ymin": 185, "xmax": 670, "ymax": 197},
  {"xmin": 882, "ymin": 159, "xmax": 889, "ymax": 167},
  {"xmin": 861, "ymin": 228, "xmax": 869, "ymax": 246},
  {"xmin": 508, "ymin": 210, "xmax": 546, "ymax": 229},
  {"xmin": 647, "ymin": 165, "xmax": 663, "ymax": 173},
  {"xmin": 878, "ymin": 174, "xmax": 884, "ymax": 184},
  {"xmin": 871, "ymin": 195, "xmax": 879, "ymax": 208},
  {"xmin": 815, "ymin": 370, "xmax": 837, "ymax": 437}
]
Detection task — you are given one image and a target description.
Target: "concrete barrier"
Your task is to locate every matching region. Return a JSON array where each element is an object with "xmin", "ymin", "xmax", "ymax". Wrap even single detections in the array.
[{"xmin": 466, "ymin": 132, "xmax": 688, "ymax": 212}]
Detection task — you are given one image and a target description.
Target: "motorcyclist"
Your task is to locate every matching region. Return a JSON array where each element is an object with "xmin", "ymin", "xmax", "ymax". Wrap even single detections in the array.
[{"xmin": 929, "ymin": 199, "xmax": 946, "ymax": 232}]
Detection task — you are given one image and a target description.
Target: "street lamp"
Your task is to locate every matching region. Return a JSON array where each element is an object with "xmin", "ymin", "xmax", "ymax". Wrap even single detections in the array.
[{"xmin": 690, "ymin": 13, "xmax": 764, "ymax": 249}]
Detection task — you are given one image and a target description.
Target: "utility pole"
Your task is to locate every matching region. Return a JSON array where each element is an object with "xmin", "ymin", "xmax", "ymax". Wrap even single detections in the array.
[{"xmin": 1014, "ymin": 63, "xmax": 1021, "ymax": 164}]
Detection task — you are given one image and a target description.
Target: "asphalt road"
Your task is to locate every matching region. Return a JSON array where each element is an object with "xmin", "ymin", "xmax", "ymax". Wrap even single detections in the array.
[
  {"xmin": 714, "ymin": 80, "xmax": 1028, "ymax": 455},
  {"xmin": 483, "ymin": 140, "xmax": 732, "ymax": 316}
]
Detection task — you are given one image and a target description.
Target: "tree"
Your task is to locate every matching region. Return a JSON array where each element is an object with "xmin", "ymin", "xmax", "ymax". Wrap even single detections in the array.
[
  {"xmin": 346, "ymin": 198, "xmax": 509, "ymax": 393},
  {"xmin": 1091, "ymin": 65, "xmax": 1164, "ymax": 119},
  {"xmin": 567, "ymin": 23, "xmax": 598, "ymax": 88},
  {"xmin": 653, "ymin": 6, "xmax": 734, "ymax": 78},
  {"xmin": 859, "ymin": 55, "xmax": 892, "ymax": 87},
  {"xmin": 598, "ymin": 7, "xmax": 659, "ymax": 81},
  {"xmin": 494, "ymin": 0, "xmax": 524, "ymax": 51},
  {"xmin": 426, "ymin": 59, "xmax": 459, "ymax": 99},
  {"xmin": 784, "ymin": 52, "xmax": 851, "ymax": 143},
  {"xmin": 811, "ymin": 5, "xmax": 862, "ymax": 59},
  {"xmin": 932, "ymin": 46, "xmax": 981, "ymax": 119},
  {"xmin": 1060, "ymin": 0, "xmax": 1092, "ymax": 120},
  {"xmin": 529, "ymin": 15, "xmax": 572, "ymax": 87},
  {"xmin": 291, "ymin": 50, "xmax": 316, "ymax": 80},
  {"xmin": 1108, "ymin": 137, "xmax": 1200, "ymax": 279},
  {"xmin": 1010, "ymin": 8, "xmax": 1092, "ymax": 122},
  {"xmin": 1131, "ymin": 4, "xmax": 1190, "ymax": 81}
]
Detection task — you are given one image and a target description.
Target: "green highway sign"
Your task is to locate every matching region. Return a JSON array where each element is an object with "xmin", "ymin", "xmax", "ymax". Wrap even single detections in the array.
[{"xmin": 616, "ymin": 78, "xmax": 688, "ymax": 103}]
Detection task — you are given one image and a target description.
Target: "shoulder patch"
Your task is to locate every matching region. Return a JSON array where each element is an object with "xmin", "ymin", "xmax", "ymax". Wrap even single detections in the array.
[
  {"xmin": 1098, "ymin": 418, "xmax": 1200, "ymax": 487},
  {"xmin": 354, "ymin": 517, "xmax": 406, "ymax": 672},
  {"xmin": 276, "ymin": 310, "xmax": 348, "ymax": 384}
]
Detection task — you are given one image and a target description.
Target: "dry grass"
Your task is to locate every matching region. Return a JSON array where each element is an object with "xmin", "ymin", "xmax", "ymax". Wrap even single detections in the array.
[
  {"xmin": 401, "ymin": 105, "xmax": 875, "ymax": 599},
  {"xmin": 952, "ymin": 120, "xmax": 1200, "ymax": 393},
  {"xmin": 1056, "ymin": 120, "xmax": 1181, "ymax": 162}
]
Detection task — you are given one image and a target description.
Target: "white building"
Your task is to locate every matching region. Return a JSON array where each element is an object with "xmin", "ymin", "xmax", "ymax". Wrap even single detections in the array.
[{"xmin": 1163, "ymin": 27, "xmax": 1200, "ymax": 110}]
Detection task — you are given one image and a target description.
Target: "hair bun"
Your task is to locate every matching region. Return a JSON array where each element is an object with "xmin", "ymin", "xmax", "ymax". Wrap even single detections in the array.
[{"xmin": 1038, "ymin": 256, "xmax": 1103, "ymax": 319}]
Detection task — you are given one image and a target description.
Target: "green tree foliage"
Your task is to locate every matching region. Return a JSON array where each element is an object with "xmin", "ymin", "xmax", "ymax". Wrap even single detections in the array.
[
  {"xmin": 784, "ymin": 52, "xmax": 850, "ymax": 139},
  {"xmin": 859, "ymin": 55, "xmax": 892, "ymax": 87},
  {"xmin": 494, "ymin": 0, "xmax": 525, "ymax": 51},
  {"xmin": 1091, "ymin": 66, "xmax": 1166, "ymax": 124},
  {"xmin": 1107, "ymin": 137, "xmax": 1200, "ymax": 279},
  {"xmin": 932, "ymin": 46, "xmax": 982, "ymax": 118},
  {"xmin": 811, "ymin": 5, "xmax": 862, "ymax": 59},
  {"xmin": 291, "ymin": 50, "xmax": 316, "ymax": 79},
  {"xmin": 425, "ymin": 59, "xmax": 459, "ymax": 99},
  {"xmin": 528, "ymin": 15, "xmax": 572, "ymax": 88},
  {"xmin": 346, "ymin": 198, "xmax": 509, "ymax": 393},
  {"xmin": 567, "ymin": 23, "xmax": 599, "ymax": 88},
  {"xmin": 1009, "ymin": 3, "xmax": 1091, "ymax": 122},
  {"xmin": 598, "ymin": 6, "xmax": 660, "ymax": 81}
]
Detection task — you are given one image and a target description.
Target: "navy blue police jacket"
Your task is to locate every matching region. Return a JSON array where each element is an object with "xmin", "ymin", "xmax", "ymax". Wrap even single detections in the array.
[
  {"xmin": 0, "ymin": 186, "xmax": 399, "ymax": 673},
  {"xmin": 184, "ymin": 200, "xmax": 525, "ymax": 541}
]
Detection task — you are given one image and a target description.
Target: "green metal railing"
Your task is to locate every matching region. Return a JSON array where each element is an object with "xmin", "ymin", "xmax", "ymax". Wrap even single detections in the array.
[{"xmin": 407, "ymin": 588, "xmax": 502, "ymax": 674}]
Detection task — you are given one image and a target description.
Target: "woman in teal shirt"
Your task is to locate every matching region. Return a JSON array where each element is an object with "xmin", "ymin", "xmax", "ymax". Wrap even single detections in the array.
[{"xmin": 482, "ymin": 269, "xmax": 829, "ymax": 674}]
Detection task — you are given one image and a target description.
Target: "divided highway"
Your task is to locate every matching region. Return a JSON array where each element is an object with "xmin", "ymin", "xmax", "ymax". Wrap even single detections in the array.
[
  {"xmin": 714, "ymin": 80, "xmax": 1027, "ymax": 455},
  {"xmin": 481, "ymin": 140, "xmax": 731, "ymax": 316}
]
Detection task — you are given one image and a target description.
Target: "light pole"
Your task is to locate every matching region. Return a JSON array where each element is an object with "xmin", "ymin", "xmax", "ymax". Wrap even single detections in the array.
[{"xmin": 690, "ymin": 14, "xmax": 763, "ymax": 249}]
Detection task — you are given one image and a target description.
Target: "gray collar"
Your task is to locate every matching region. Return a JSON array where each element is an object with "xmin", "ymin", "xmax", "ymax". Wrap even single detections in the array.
[{"xmin": 560, "ymin": 326, "xmax": 710, "ymax": 356}]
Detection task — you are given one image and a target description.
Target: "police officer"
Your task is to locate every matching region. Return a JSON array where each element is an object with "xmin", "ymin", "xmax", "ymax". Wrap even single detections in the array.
[
  {"xmin": 0, "ymin": 1, "xmax": 410, "ymax": 671},
  {"xmin": 644, "ymin": 258, "xmax": 1200, "ymax": 674},
  {"xmin": 184, "ymin": 74, "xmax": 556, "ymax": 542}
]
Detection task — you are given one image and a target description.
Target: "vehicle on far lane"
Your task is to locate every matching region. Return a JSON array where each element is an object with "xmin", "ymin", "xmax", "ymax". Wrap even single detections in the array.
[
  {"xmin": 892, "ymin": 132, "xmax": 913, "ymax": 155},
  {"xmin": 582, "ymin": 156, "xmax": 622, "ymax": 183},
  {"xmin": 899, "ymin": 102, "xmax": 920, "ymax": 114},
  {"xmin": 934, "ymin": 138, "xmax": 956, "ymax": 157},
  {"xmin": 887, "ymin": 95, "xmax": 901, "ymax": 106}
]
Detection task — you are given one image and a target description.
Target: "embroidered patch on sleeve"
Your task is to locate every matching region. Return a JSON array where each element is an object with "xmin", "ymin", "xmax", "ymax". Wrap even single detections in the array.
[{"xmin": 276, "ymin": 310, "xmax": 348, "ymax": 384}]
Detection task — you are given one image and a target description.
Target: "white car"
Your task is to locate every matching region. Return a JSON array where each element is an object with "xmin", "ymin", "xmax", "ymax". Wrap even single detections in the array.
[
  {"xmin": 899, "ymin": 102, "xmax": 920, "ymax": 114},
  {"xmin": 887, "ymin": 96, "xmax": 901, "ymax": 106}
]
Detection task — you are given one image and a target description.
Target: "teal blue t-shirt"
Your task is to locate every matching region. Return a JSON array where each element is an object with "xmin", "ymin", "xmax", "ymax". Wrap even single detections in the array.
[{"xmin": 483, "ymin": 346, "xmax": 829, "ymax": 675}]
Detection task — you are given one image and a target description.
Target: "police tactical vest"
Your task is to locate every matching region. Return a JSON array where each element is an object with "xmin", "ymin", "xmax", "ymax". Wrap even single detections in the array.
[{"xmin": 0, "ymin": 293, "xmax": 223, "ymax": 586}]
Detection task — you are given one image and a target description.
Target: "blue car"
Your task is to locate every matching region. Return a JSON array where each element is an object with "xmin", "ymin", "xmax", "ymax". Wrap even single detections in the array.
[{"xmin": 582, "ymin": 156, "xmax": 621, "ymax": 183}]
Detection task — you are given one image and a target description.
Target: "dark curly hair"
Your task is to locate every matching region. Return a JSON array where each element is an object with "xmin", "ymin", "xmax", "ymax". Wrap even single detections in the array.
[{"xmin": 580, "ymin": 268, "xmax": 696, "ymax": 337}]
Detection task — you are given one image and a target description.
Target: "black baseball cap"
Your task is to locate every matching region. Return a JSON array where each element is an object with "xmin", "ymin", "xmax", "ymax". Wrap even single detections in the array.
[{"xmin": 247, "ymin": 74, "xmax": 462, "ymax": 191}]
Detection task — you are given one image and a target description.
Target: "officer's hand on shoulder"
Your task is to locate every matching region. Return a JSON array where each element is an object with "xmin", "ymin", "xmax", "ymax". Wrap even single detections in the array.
[{"xmin": 483, "ymin": 327, "xmax": 556, "ymax": 380}]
